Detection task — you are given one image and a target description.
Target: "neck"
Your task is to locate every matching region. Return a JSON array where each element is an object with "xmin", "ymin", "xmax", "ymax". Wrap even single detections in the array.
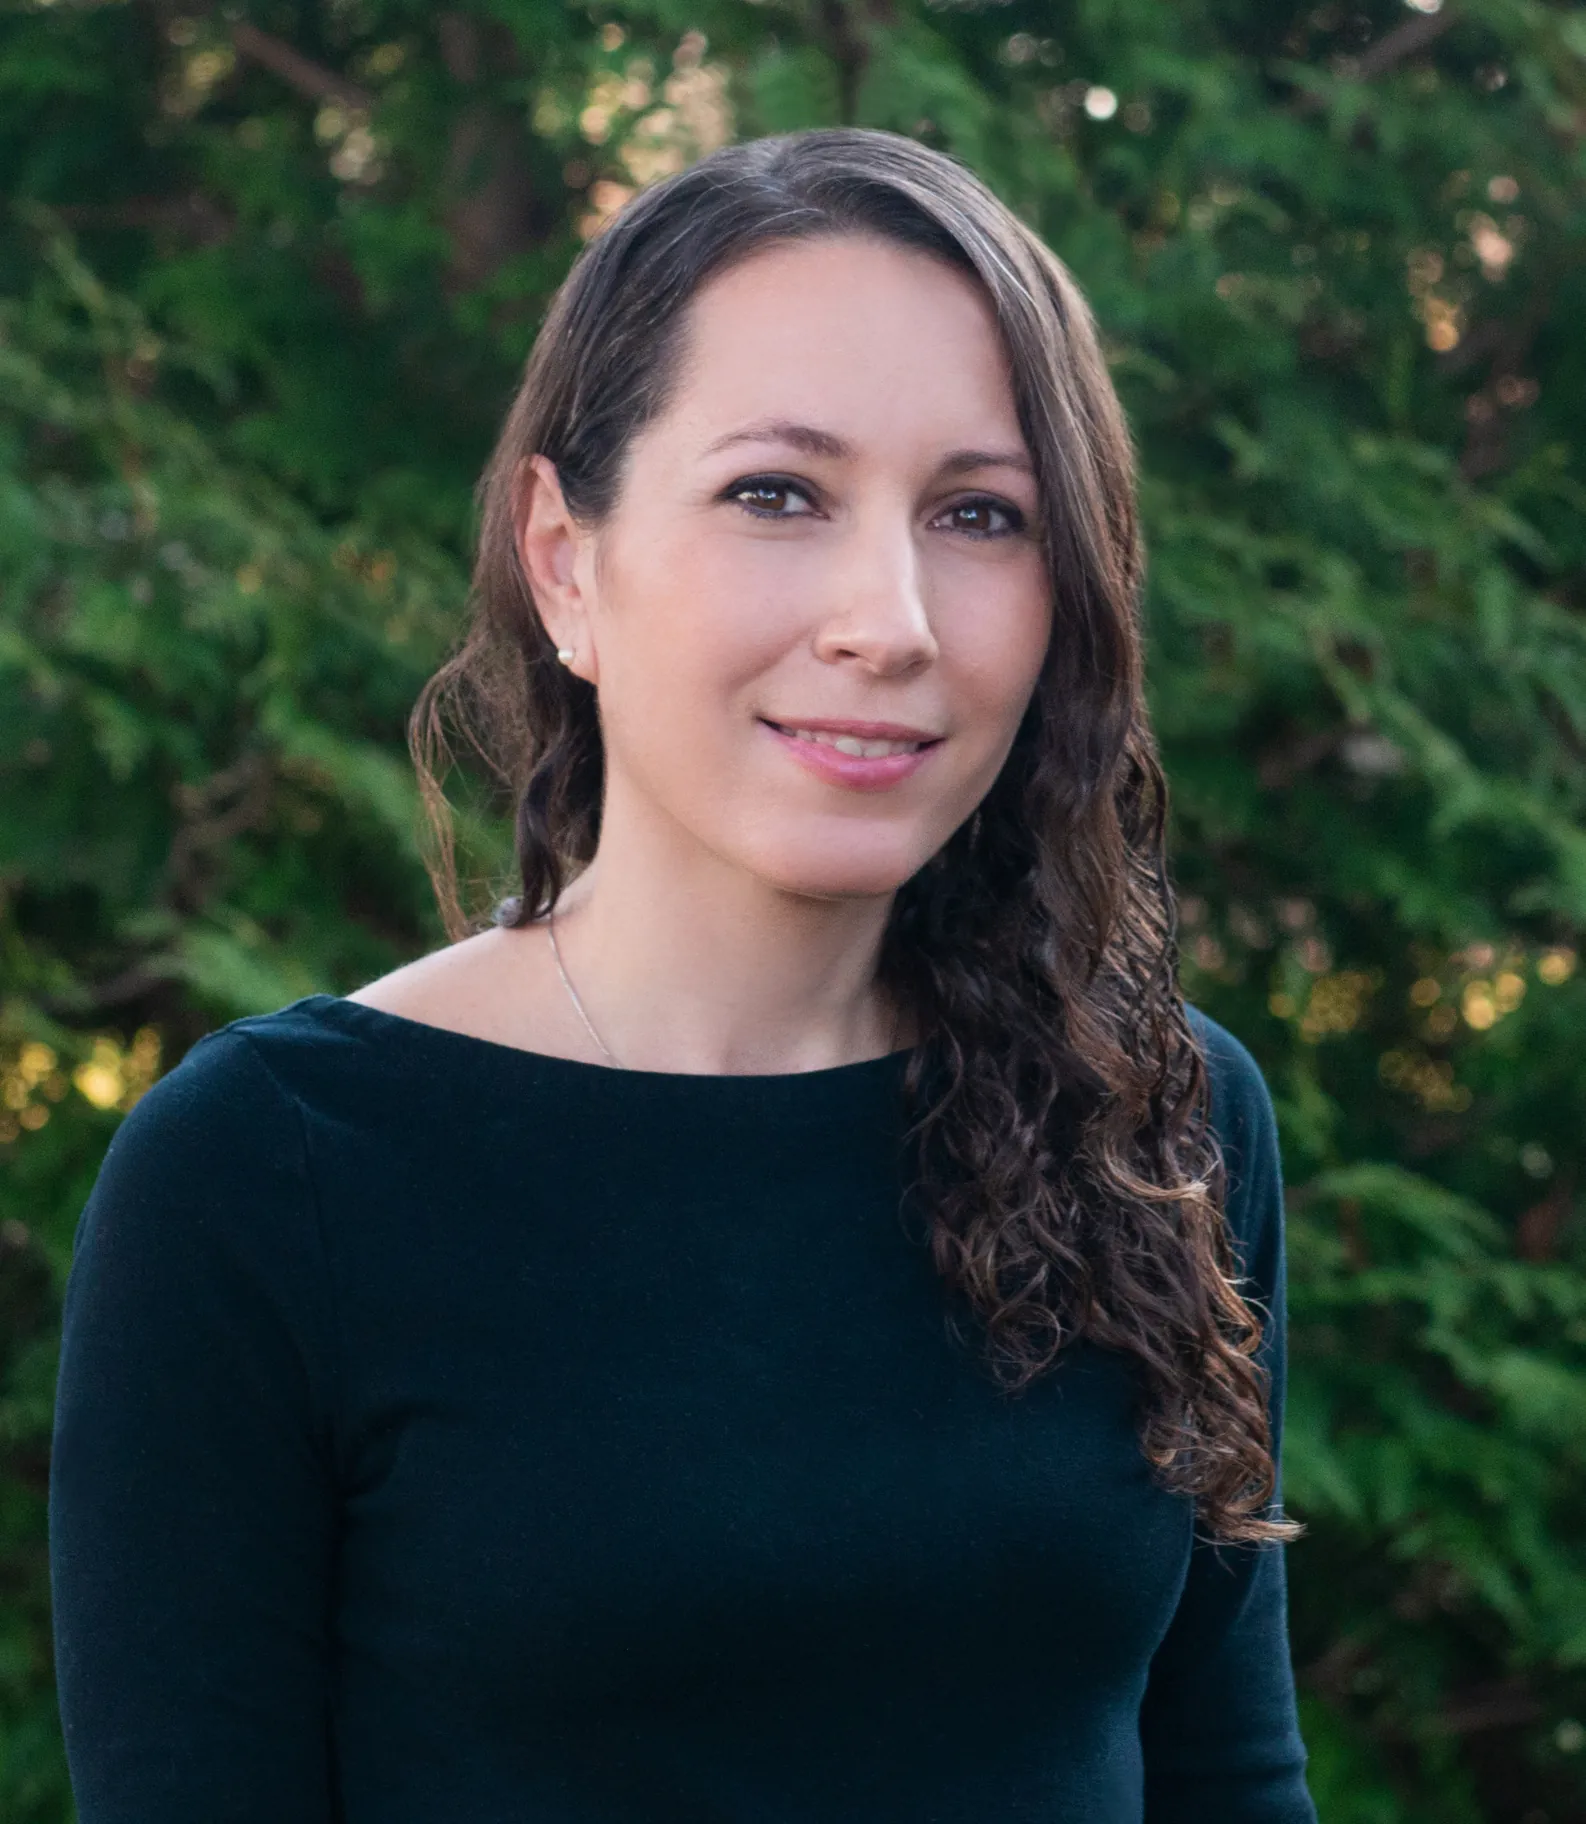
[{"xmin": 545, "ymin": 805, "xmax": 907, "ymax": 1077}]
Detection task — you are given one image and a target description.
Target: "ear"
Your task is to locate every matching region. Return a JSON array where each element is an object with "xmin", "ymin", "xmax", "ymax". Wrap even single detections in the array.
[{"xmin": 516, "ymin": 453, "xmax": 599, "ymax": 685}]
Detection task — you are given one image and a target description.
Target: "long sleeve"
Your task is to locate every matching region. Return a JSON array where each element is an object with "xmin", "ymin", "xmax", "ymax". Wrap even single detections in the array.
[
  {"xmin": 1138, "ymin": 1012, "xmax": 1317, "ymax": 1822},
  {"xmin": 48, "ymin": 1028, "xmax": 340, "ymax": 1823}
]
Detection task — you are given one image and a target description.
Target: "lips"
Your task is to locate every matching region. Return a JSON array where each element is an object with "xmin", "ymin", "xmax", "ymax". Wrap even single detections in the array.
[{"xmin": 758, "ymin": 718, "xmax": 943, "ymax": 792}]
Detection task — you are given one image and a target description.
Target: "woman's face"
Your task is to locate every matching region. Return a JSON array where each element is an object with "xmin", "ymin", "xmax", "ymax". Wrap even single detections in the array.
[{"xmin": 522, "ymin": 232, "xmax": 1052, "ymax": 902}]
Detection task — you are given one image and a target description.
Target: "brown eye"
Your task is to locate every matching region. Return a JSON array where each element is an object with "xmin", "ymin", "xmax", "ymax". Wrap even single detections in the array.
[
  {"xmin": 726, "ymin": 476, "xmax": 817, "ymax": 519},
  {"xmin": 739, "ymin": 483, "xmax": 791, "ymax": 512},
  {"xmin": 942, "ymin": 498, "xmax": 1022, "ymax": 538}
]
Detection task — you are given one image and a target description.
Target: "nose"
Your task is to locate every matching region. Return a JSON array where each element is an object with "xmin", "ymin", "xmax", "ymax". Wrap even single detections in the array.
[{"xmin": 811, "ymin": 512, "xmax": 940, "ymax": 676}]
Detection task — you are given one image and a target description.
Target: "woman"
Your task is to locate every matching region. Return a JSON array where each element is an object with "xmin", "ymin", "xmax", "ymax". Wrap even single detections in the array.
[{"xmin": 50, "ymin": 127, "xmax": 1317, "ymax": 1821}]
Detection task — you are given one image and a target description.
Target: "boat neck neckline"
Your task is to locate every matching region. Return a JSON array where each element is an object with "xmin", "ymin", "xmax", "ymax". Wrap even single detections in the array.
[{"xmin": 292, "ymin": 993, "xmax": 917, "ymax": 1087}]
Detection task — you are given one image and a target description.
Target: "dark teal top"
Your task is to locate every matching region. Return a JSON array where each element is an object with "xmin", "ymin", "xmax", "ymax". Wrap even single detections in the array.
[{"xmin": 49, "ymin": 994, "xmax": 1315, "ymax": 1823}]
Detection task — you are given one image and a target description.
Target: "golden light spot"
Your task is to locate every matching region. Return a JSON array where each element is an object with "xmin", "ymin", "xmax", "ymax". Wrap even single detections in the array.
[
  {"xmin": 1422, "ymin": 297, "xmax": 1462, "ymax": 351},
  {"xmin": 1466, "ymin": 212, "xmax": 1515, "ymax": 282},
  {"xmin": 1409, "ymin": 977, "xmax": 1441, "ymax": 1007},
  {"xmin": 579, "ymin": 72, "xmax": 626, "ymax": 144},
  {"xmin": 126, "ymin": 1028, "xmax": 162, "ymax": 1095},
  {"xmin": 1269, "ymin": 992, "xmax": 1296, "ymax": 1019},
  {"xmin": 1461, "ymin": 981, "xmax": 1497, "ymax": 1029},
  {"xmin": 1494, "ymin": 970, "xmax": 1525, "ymax": 1012},
  {"xmin": 165, "ymin": 42, "xmax": 236, "ymax": 115},
  {"xmin": 1538, "ymin": 948, "xmax": 1576, "ymax": 986},
  {"xmin": 74, "ymin": 1054, "xmax": 124, "ymax": 1110},
  {"xmin": 72, "ymin": 1029, "xmax": 162, "ymax": 1114},
  {"xmin": 330, "ymin": 124, "xmax": 384, "ymax": 185},
  {"xmin": 186, "ymin": 48, "xmax": 232, "ymax": 91},
  {"xmin": 1379, "ymin": 1048, "xmax": 1472, "ymax": 1112},
  {"xmin": 236, "ymin": 564, "xmax": 263, "ymax": 594},
  {"xmin": 0, "ymin": 1036, "xmax": 104, "ymax": 1140},
  {"xmin": 1300, "ymin": 970, "xmax": 1376, "ymax": 1042}
]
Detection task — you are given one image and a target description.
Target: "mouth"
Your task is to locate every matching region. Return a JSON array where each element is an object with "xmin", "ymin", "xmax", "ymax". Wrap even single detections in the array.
[
  {"xmin": 756, "ymin": 717, "xmax": 945, "ymax": 794},
  {"xmin": 757, "ymin": 718, "xmax": 945, "ymax": 759}
]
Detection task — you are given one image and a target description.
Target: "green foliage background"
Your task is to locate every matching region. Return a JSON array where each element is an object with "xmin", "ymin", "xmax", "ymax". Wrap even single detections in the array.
[{"xmin": 3, "ymin": 0, "xmax": 1586, "ymax": 1817}]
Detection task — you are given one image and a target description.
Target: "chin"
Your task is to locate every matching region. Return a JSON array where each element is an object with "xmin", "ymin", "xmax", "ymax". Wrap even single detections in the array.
[{"xmin": 740, "ymin": 831, "xmax": 933, "ymax": 904}]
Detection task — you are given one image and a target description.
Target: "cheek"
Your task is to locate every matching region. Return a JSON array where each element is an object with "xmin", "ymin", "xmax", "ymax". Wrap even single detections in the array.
[
  {"xmin": 598, "ymin": 531, "xmax": 810, "ymax": 711},
  {"xmin": 937, "ymin": 561, "xmax": 1052, "ymax": 727},
  {"xmin": 589, "ymin": 546, "xmax": 790, "ymax": 797}
]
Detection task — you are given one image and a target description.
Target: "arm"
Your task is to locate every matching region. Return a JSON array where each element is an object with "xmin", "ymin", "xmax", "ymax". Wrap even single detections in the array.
[
  {"xmin": 1138, "ymin": 1012, "xmax": 1317, "ymax": 1823},
  {"xmin": 49, "ymin": 1028, "xmax": 339, "ymax": 1823}
]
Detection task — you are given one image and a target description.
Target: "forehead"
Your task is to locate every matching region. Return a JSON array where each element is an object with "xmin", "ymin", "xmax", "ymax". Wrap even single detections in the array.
[{"xmin": 652, "ymin": 234, "xmax": 1025, "ymax": 453}]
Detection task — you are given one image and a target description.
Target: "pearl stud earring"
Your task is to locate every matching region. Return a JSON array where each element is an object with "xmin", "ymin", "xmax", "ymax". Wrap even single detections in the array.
[{"xmin": 556, "ymin": 647, "xmax": 574, "ymax": 665}]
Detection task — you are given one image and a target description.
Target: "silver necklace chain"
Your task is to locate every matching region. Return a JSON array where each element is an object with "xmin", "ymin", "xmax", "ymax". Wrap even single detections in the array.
[
  {"xmin": 546, "ymin": 904, "xmax": 620, "ymax": 1067},
  {"xmin": 545, "ymin": 903, "xmax": 904, "ymax": 1070}
]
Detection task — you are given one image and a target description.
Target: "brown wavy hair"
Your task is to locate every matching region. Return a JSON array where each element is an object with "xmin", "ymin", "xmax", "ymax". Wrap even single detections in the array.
[{"xmin": 411, "ymin": 127, "xmax": 1299, "ymax": 1549}]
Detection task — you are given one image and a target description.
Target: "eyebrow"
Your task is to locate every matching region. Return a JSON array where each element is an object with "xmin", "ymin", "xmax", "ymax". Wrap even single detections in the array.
[{"xmin": 700, "ymin": 418, "xmax": 1034, "ymax": 478}]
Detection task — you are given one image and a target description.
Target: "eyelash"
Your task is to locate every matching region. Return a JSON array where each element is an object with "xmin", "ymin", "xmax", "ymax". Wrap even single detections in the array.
[{"xmin": 723, "ymin": 474, "xmax": 1027, "ymax": 541}]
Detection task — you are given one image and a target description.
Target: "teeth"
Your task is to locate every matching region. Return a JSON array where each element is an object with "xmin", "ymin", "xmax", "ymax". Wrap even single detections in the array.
[{"xmin": 787, "ymin": 727, "xmax": 924, "ymax": 757}]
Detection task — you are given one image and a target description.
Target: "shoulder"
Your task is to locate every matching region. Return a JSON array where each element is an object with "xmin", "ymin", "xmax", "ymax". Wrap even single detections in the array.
[
  {"xmin": 71, "ymin": 1019, "xmax": 335, "ymax": 1333},
  {"xmin": 1183, "ymin": 1003, "xmax": 1286, "ymax": 1285},
  {"xmin": 110, "ymin": 987, "xmax": 404, "ymax": 1156},
  {"xmin": 1184, "ymin": 1003, "xmax": 1279, "ymax": 1169},
  {"xmin": 1188, "ymin": 1006, "xmax": 1276, "ymax": 1130},
  {"xmin": 83, "ymin": 1000, "xmax": 369, "ymax": 1250},
  {"xmin": 98, "ymin": 1021, "xmax": 303, "ymax": 1186}
]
